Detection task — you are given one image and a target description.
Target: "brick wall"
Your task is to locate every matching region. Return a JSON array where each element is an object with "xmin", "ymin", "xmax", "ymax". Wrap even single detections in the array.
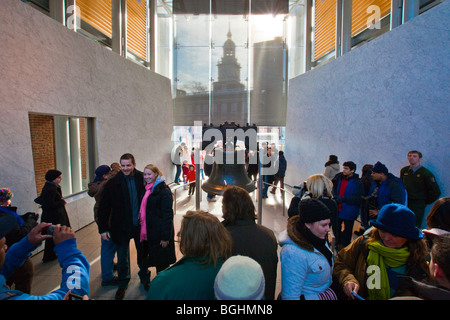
[{"xmin": 28, "ymin": 113, "xmax": 56, "ymax": 195}]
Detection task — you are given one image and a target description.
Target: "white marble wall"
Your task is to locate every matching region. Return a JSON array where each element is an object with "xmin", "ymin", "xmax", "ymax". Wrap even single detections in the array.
[
  {"xmin": 0, "ymin": 0, "xmax": 174, "ymax": 231},
  {"xmin": 285, "ymin": 1, "xmax": 450, "ymax": 227}
]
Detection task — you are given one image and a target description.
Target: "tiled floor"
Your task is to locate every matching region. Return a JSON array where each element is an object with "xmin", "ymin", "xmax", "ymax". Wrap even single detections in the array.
[{"xmin": 29, "ymin": 184, "xmax": 290, "ymax": 300}]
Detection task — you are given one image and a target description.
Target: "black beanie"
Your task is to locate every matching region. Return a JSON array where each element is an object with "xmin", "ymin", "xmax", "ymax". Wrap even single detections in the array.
[
  {"xmin": 298, "ymin": 198, "xmax": 331, "ymax": 224},
  {"xmin": 45, "ymin": 169, "xmax": 62, "ymax": 181}
]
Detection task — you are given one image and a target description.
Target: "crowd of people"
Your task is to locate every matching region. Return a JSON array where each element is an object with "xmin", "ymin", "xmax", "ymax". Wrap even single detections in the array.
[
  {"xmin": 284, "ymin": 151, "xmax": 447, "ymax": 300},
  {"xmin": 0, "ymin": 149, "xmax": 449, "ymax": 301}
]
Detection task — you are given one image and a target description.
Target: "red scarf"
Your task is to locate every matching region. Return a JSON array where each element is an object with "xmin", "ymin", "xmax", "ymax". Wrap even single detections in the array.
[{"xmin": 338, "ymin": 178, "xmax": 348, "ymax": 211}]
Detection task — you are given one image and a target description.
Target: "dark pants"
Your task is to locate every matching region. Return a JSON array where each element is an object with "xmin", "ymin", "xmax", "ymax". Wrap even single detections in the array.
[
  {"xmin": 337, "ymin": 218, "xmax": 354, "ymax": 248},
  {"xmin": 271, "ymin": 175, "xmax": 285, "ymax": 195},
  {"xmin": 407, "ymin": 198, "xmax": 427, "ymax": 228},
  {"xmin": 115, "ymin": 227, "xmax": 148, "ymax": 288},
  {"xmin": 6, "ymin": 258, "xmax": 34, "ymax": 293},
  {"xmin": 43, "ymin": 238, "xmax": 57, "ymax": 262},
  {"xmin": 188, "ymin": 182, "xmax": 196, "ymax": 195},
  {"xmin": 248, "ymin": 171, "xmax": 258, "ymax": 182}
]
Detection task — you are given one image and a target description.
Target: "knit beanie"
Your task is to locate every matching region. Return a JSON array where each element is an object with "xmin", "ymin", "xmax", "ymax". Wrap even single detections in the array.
[
  {"xmin": 214, "ymin": 255, "xmax": 265, "ymax": 300},
  {"xmin": 94, "ymin": 165, "xmax": 111, "ymax": 182},
  {"xmin": 298, "ymin": 198, "xmax": 332, "ymax": 224},
  {"xmin": 0, "ymin": 188, "xmax": 13, "ymax": 205},
  {"xmin": 45, "ymin": 169, "xmax": 62, "ymax": 181},
  {"xmin": 371, "ymin": 161, "xmax": 388, "ymax": 174}
]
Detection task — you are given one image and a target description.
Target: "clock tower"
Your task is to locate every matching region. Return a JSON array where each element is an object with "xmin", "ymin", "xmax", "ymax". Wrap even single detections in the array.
[{"xmin": 213, "ymin": 28, "xmax": 244, "ymax": 92}]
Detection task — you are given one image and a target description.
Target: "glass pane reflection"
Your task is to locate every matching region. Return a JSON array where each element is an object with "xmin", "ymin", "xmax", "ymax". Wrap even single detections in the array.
[{"xmin": 172, "ymin": 8, "xmax": 287, "ymax": 127}]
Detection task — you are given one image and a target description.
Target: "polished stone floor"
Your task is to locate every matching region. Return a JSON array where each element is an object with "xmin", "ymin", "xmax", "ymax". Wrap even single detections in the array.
[{"xmin": 29, "ymin": 183, "xmax": 291, "ymax": 300}]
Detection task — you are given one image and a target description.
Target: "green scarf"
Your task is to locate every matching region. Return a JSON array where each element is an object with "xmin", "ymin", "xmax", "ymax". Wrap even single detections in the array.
[{"xmin": 366, "ymin": 240, "xmax": 410, "ymax": 300}]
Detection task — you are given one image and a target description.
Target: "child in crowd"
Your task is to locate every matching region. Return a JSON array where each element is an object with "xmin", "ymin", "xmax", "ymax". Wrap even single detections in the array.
[
  {"xmin": 182, "ymin": 160, "xmax": 189, "ymax": 188},
  {"xmin": 187, "ymin": 165, "xmax": 196, "ymax": 196}
]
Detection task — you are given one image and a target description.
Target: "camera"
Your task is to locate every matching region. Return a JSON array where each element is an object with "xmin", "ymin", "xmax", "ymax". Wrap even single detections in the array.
[
  {"xmin": 68, "ymin": 292, "xmax": 87, "ymax": 300},
  {"xmin": 42, "ymin": 225, "xmax": 55, "ymax": 236},
  {"xmin": 22, "ymin": 212, "xmax": 39, "ymax": 221}
]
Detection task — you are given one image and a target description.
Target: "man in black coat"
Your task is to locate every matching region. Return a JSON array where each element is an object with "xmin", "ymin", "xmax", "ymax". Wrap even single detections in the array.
[{"xmin": 97, "ymin": 153, "xmax": 144, "ymax": 300}]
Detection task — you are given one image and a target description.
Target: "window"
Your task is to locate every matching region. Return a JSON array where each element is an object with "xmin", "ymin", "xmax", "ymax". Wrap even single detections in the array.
[
  {"xmin": 29, "ymin": 113, "xmax": 97, "ymax": 197},
  {"xmin": 171, "ymin": 8, "xmax": 287, "ymax": 127},
  {"xmin": 127, "ymin": 0, "xmax": 149, "ymax": 61},
  {"xmin": 76, "ymin": 0, "xmax": 113, "ymax": 47},
  {"xmin": 313, "ymin": 0, "xmax": 337, "ymax": 61}
]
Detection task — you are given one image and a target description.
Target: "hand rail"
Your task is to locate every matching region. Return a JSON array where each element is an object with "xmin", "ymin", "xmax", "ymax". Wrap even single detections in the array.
[
  {"xmin": 168, "ymin": 175, "xmax": 297, "ymax": 219},
  {"xmin": 259, "ymin": 180, "xmax": 295, "ymax": 218}
]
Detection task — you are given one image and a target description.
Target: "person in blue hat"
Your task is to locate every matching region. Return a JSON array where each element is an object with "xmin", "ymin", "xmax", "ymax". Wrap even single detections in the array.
[
  {"xmin": 365, "ymin": 161, "xmax": 407, "ymax": 221},
  {"xmin": 333, "ymin": 203, "xmax": 430, "ymax": 300},
  {"xmin": 1, "ymin": 188, "xmax": 39, "ymax": 293},
  {"xmin": 88, "ymin": 164, "xmax": 118, "ymax": 287}
]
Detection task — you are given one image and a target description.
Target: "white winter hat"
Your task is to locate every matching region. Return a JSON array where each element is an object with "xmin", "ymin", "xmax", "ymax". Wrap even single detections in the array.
[{"xmin": 214, "ymin": 255, "xmax": 265, "ymax": 300}]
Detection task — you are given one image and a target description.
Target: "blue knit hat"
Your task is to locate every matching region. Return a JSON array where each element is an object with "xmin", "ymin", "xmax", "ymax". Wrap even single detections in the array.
[
  {"xmin": 370, "ymin": 203, "xmax": 423, "ymax": 240},
  {"xmin": 214, "ymin": 255, "xmax": 265, "ymax": 300},
  {"xmin": 94, "ymin": 165, "xmax": 111, "ymax": 182},
  {"xmin": 371, "ymin": 161, "xmax": 388, "ymax": 174}
]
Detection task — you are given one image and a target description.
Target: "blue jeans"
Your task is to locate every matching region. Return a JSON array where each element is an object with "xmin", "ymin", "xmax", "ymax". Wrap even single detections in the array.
[
  {"xmin": 262, "ymin": 175, "xmax": 270, "ymax": 196},
  {"xmin": 174, "ymin": 165, "xmax": 181, "ymax": 183},
  {"xmin": 100, "ymin": 237, "xmax": 117, "ymax": 282}
]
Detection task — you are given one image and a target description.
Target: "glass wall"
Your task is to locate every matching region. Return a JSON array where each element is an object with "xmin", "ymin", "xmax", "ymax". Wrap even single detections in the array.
[
  {"xmin": 155, "ymin": 0, "xmax": 172, "ymax": 78},
  {"xmin": 169, "ymin": 1, "xmax": 289, "ymax": 127},
  {"xmin": 286, "ymin": 3, "xmax": 307, "ymax": 79},
  {"xmin": 23, "ymin": 0, "xmax": 444, "ymax": 135}
]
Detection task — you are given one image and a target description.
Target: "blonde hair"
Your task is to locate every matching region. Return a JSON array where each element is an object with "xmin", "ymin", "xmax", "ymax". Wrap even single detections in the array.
[
  {"xmin": 143, "ymin": 164, "xmax": 163, "ymax": 182},
  {"xmin": 306, "ymin": 174, "xmax": 333, "ymax": 198}
]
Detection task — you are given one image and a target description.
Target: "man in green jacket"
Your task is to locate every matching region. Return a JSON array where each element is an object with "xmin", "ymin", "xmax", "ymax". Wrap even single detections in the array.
[{"xmin": 400, "ymin": 150, "xmax": 441, "ymax": 228}]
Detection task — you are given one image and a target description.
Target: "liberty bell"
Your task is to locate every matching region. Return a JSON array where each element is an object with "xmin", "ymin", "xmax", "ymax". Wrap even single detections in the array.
[{"xmin": 201, "ymin": 123, "xmax": 257, "ymax": 195}]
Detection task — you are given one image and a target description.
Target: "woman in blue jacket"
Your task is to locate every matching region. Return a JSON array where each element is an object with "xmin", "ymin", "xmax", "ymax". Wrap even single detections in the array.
[{"xmin": 279, "ymin": 198, "xmax": 336, "ymax": 300}]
